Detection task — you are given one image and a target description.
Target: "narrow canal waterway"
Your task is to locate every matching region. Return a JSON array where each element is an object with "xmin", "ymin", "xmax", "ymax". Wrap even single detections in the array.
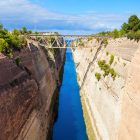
[{"xmin": 52, "ymin": 49, "xmax": 88, "ymax": 140}]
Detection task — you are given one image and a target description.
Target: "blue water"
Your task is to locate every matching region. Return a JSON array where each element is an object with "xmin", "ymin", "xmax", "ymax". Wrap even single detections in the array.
[{"xmin": 52, "ymin": 49, "xmax": 88, "ymax": 140}]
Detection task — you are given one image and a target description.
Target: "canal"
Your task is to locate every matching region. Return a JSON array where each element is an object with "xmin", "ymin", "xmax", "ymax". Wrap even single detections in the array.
[{"xmin": 52, "ymin": 48, "xmax": 88, "ymax": 140}]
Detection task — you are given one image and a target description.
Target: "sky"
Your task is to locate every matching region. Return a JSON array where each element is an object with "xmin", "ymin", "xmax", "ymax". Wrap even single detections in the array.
[{"xmin": 0, "ymin": 0, "xmax": 140, "ymax": 34}]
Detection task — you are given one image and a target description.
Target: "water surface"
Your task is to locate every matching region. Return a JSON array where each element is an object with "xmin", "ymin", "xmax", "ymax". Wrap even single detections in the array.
[{"xmin": 52, "ymin": 49, "xmax": 88, "ymax": 140}]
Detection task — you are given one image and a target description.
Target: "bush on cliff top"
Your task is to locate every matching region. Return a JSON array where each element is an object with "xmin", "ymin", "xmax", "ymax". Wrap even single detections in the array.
[{"xmin": 0, "ymin": 24, "xmax": 27, "ymax": 57}]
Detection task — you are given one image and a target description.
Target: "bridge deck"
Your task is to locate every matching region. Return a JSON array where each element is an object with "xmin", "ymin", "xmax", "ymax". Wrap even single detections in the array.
[
  {"xmin": 27, "ymin": 34, "xmax": 110, "ymax": 48},
  {"xmin": 29, "ymin": 34, "xmax": 111, "ymax": 38}
]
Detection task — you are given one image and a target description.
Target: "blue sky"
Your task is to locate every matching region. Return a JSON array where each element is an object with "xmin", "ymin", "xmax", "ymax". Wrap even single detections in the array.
[
  {"xmin": 0, "ymin": 0, "xmax": 140, "ymax": 34},
  {"xmin": 32, "ymin": 0, "xmax": 140, "ymax": 14}
]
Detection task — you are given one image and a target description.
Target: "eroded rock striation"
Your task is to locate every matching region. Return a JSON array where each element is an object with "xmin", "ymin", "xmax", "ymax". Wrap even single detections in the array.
[
  {"xmin": 0, "ymin": 42, "xmax": 65, "ymax": 140},
  {"xmin": 72, "ymin": 37, "xmax": 140, "ymax": 140}
]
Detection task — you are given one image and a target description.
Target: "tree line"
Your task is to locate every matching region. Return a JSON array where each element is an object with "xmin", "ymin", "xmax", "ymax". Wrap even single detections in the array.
[{"xmin": 98, "ymin": 15, "xmax": 140, "ymax": 41}]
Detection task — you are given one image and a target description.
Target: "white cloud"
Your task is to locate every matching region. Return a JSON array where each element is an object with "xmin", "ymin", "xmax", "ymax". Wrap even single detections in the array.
[
  {"xmin": 0, "ymin": 0, "xmax": 59, "ymax": 21},
  {"xmin": 0, "ymin": 0, "xmax": 136, "ymax": 33}
]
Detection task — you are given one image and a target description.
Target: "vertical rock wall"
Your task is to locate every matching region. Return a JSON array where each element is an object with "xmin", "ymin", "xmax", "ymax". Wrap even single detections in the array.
[
  {"xmin": 72, "ymin": 38, "xmax": 140, "ymax": 140},
  {"xmin": 0, "ymin": 43, "xmax": 65, "ymax": 140},
  {"xmin": 118, "ymin": 45, "xmax": 140, "ymax": 140}
]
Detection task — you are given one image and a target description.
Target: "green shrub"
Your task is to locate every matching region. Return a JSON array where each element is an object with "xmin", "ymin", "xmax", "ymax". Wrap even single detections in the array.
[
  {"xmin": 106, "ymin": 51, "xmax": 109, "ymax": 56},
  {"xmin": 112, "ymin": 29, "xmax": 120, "ymax": 38},
  {"xmin": 15, "ymin": 57, "xmax": 22, "ymax": 66},
  {"xmin": 109, "ymin": 68, "xmax": 117, "ymax": 80},
  {"xmin": 95, "ymin": 73, "xmax": 101, "ymax": 81},
  {"xmin": 96, "ymin": 38, "xmax": 100, "ymax": 43},
  {"xmin": 88, "ymin": 37, "xmax": 93, "ymax": 41},
  {"xmin": 78, "ymin": 38, "xmax": 84, "ymax": 46},
  {"xmin": 101, "ymin": 38, "xmax": 108, "ymax": 46},
  {"xmin": 123, "ymin": 63, "xmax": 126, "ymax": 67},
  {"xmin": 98, "ymin": 59, "xmax": 117, "ymax": 80},
  {"xmin": 103, "ymin": 69, "xmax": 110, "ymax": 77},
  {"xmin": 135, "ymin": 31, "xmax": 140, "ymax": 41},
  {"xmin": 127, "ymin": 32, "xmax": 134, "ymax": 40},
  {"xmin": 109, "ymin": 55, "xmax": 114, "ymax": 65},
  {"xmin": 127, "ymin": 31, "xmax": 140, "ymax": 41},
  {"xmin": 98, "ymin": 60, "xmax": 106, "ymax": 68},
  {"xmin": 98, "ymin": 60, "xmax": 110, "ymax": 77},
  {"xmin": 119, "ymin": 29, "xmax": 126, "ymax": 37},
  {"xmin": 0, "ymin": 24, "xmax": 27, "ymax": 57},
  {"xmin": 98, "ymin": 60, "xmax": 110, "ymax": 71},
  {"xmin": 0, "ymin": 38, "xmax": 9, "ymax": 53},
  {"xmin": 128, "ymin": 15, "xmax": 140, "ymax": 32},
  {"xmin": 121, "ymin": 23, "xmax": 129, "ymax": 33}
]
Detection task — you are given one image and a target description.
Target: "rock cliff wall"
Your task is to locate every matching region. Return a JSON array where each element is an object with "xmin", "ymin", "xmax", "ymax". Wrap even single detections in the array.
[
  {"xmin": 118, "ymin": 45, "xmax": 140, "ymax": 140},
  {"xmin": 0, "ymin": 42, "xmax": 65, "ymax": 140},
  {"xmin": 72, "ymin": 37, "xmax": 140, "ymax": 140}
]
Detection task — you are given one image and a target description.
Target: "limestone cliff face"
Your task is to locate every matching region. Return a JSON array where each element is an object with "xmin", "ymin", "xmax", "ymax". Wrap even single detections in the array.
[
  {"xmin": 72, "ymin": 38, "xmax": 140, "ymax": 140},
  {"xmin": 0, "ymin": 43, "xmax": 65, "ymax": 140},
  {"xmin": 118, "ymin": 46, "xmax": 140, "ymax": 140}
]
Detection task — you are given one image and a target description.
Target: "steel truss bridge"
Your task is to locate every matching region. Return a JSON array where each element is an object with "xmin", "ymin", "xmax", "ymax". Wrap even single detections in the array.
[{"xmin": 27, "ymin": 34, "xmax": 110, "ymax": 48}]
